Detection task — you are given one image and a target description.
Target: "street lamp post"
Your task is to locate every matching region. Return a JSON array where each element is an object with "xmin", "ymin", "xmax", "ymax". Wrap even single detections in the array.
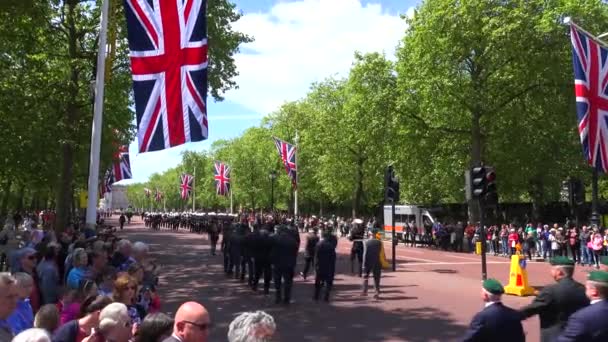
[{"xmin": 269, "ymin": 171, "xmax": 277, "ymax": 212}]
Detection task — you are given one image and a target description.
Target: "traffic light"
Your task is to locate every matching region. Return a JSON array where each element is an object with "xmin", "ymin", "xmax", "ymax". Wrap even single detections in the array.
[
  {"xmin": 385, "ymin": 165, "xmax": 400, "ymax": 203},
  {"xmin": 560, "ymin": 180, "xmax": 571, "ymax": 203},
  {"xmin": 470, "ymin": 166, "xmax": 487, "ymax": 198},
  {"xmin": 485, "ymin": 167, "xmax": 498, "ymax": 206}
]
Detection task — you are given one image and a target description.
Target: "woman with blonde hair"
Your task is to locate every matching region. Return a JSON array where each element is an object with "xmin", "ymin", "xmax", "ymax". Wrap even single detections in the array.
[{"xmin": 112, "ymin": 274, "xmax": 142, "ymax": 325}]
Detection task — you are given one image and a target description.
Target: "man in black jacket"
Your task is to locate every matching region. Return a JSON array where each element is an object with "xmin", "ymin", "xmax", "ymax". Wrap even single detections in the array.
[
  {"xmin": 271, "ymin": 225, "xmax": 299, "ymax": 305},
  {"xmin": 462, "ymin": 278, "xmax": 525, "ymax": 342},
  {"xmin": 250, "ymin": 226, "xmax": 273, "ymax": 294},
  {"xmin": 300, "ymin": 228, "xmax": 319, "ymax": 280},
  {"xmin": 314, "ymin": 228, "xmax": 337, "ymax": 302},
  {"xmin": 520, "ymin": 256, "xmax": 589, "ymax": 342},
  {"xmin": 350, "ymin": 219, "xmax": 365, "ymax": 277}
]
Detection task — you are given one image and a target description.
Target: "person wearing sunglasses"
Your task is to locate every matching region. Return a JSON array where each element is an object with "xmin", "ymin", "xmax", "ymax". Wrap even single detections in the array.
[{"xmin": 162, "ymin": 302, "xmax": 210, "ymax": 342}]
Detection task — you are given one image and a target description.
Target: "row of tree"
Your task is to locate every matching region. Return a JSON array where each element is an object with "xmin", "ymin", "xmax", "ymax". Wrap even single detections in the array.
[
  {"xmin": 0, "ymin": 0, "xmax": 251, "ymax": 231},
  {"xmin": 125, "ymin": 0, "xmax": 608, "ymax": 219}
]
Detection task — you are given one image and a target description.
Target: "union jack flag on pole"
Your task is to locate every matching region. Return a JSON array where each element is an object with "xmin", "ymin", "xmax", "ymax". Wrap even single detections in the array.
[
  {"xmin": 214, "ymin": 162, "xmax": 231, "ymax": 196},
  {"xmin": 123, "ymin": 0, "xmax": 209, "ymax": 153},
  {"xmin": 144, "ymin": 188, "xmax": 152, "ymax": 198},
  {"xmin": 180, "ymin": 173, "xmax": 194, "ymax": 200},
  {"xmin": 570, "ymin": 23, "xmax": 608, "ymax": 172},
  {"xmin": 273, "ymin": 137, "xmax": 297, "ymax": 188},
  {"xmin": 111, "ymin": 146, "xmax": 132, "ymax": 182}
]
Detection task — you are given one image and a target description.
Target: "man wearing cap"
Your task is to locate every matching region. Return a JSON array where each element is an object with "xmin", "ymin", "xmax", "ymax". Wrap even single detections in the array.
[
  {"xmin": 462, "ymin": 278, "xmax": 524, "ymax": 342},
  {"xmin": 557, "ymin": 271, "xmax": 608, "ymax": 341},
  {"xmin": 520, "ymin": 256, "xmax": 589, "ymax": 342}
]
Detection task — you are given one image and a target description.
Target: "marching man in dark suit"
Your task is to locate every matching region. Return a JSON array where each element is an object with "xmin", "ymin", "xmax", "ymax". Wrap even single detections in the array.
[
  {"xmin": 362, "ymin": 232, "xmax": 383, "ymax": 299},
  {"xmin": 314, "ymin": 228, "xmax": 337, "ymax": 302},
  {"xmin": 520, "ymin": 256, "xmax": 589, "ymax": 342},
  {"xmin": 462, "ymin": 278, "xmax": 525, "ymax": 342},
  {"xmin": 162, "ymin": 301, "xmax": 210, "ymax": 342},
  {"xmin": 557, "ymin": 270, "xmax": 608, "ymax": 342}
]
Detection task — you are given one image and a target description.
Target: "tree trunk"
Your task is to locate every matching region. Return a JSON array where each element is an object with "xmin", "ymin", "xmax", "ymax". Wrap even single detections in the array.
[
  {"xmin": 352, "ymin": 155, "xmax": 364, "ymax": 218},
  {"xmin": 55, "ymin": 0, "xmax": 80, "ymax": 233},
  {"xmin": 529, "ymin": 177, "xmax": 544, "ymax": 221},
  {"xmin": 0, "ymin": 180, "xmax": 12, "ymax": 218},
  {"xmin": 55, "ymin": 143, "xmax": 74, "ymax": 232},
  {"xmin": 17, "ymin": 185, "xmax": 25, "ymax": 211}
]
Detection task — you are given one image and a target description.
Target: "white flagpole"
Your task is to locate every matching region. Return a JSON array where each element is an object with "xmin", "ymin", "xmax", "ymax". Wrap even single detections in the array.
[
  {"xmin": 85, "ymin": 0, "xmax": 110, "ymax": 228},
  {"xmin": 192, "ymin": 166, "xmax": 196, "ymax": 212},
  {"xmin": 294, "ymin": 130, "xmax": 299, "ymax": 217},
  {"xmin": 230, "ymin": 188, "xmax": 233, "ymax": 214}
]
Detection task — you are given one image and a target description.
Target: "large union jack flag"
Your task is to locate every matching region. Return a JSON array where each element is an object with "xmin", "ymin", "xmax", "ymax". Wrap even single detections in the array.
[
  {"xmin": 180, "ymin": 173, "xmax": 194, "ymax": 199},
  {"xmin": 273, "ymin": 137, "xmax": 297, "ymax": 188},
  {"xmin": 100, "ymin": 170, "xmax": 114, "ymax": 198},
  {"xmin": 123, "ymin": 0, "xmax": 209, "ymax": 153},
  {"xmin": 570, "ymin": 23, "xmax": 608, "ymax": 172},
  {"xmin": 214, "ymin": 162, "xmax": 230, "ymax": 196},
  {"xmin": 112, "ymin": 146, "xmax": 132, "ymax": 182}
]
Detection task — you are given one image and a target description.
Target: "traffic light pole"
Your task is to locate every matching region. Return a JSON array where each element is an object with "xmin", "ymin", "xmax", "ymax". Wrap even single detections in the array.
[
  {"xmin": 392, "ymin": 199, "xmax": 396, "ymax": 272},
  {"xmin": 591, "ymin": 168, "xmax": 600, "ymax": 227},
  {"xmin": 478, "ymin": 199, "xmax": 488, "ymax": 281}
]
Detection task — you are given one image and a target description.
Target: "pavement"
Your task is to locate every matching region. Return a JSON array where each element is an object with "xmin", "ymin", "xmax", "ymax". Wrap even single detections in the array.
[{"xmin": 111, "ymin": 217, "xmax": 595, "ymax": 341}]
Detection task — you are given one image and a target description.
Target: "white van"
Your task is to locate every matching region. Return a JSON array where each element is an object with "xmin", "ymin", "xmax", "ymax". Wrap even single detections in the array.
[{"xmin": 382, "ymin": 205, "xmax": 436, "ymax": 241}]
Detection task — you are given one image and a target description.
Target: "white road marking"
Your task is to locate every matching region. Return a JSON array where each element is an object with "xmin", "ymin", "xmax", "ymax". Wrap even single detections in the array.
[{"xmin": 401, "ymin": 261, "xmax": 512, "ymax": 266}]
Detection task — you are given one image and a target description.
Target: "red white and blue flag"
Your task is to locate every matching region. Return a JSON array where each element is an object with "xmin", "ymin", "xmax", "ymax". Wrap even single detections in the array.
[
  {"xmin": 112, "ymin": 146, "xmax": 132, "ymax": 182},
  {"xmin": 214, "ymin": 162, "xmax": 230, "ymax": 196},
  {"xmin": 123, "ymin": 0, "xmax": 209, "ymax": 153},
  {"xmin": 100, "ymin": 170, "xmax": 114, "ymax": 198},
  {"xmin": 570, "ymin": 23, "xmax": 608, "ymax": 172},
  {"xmin": 144, "ymin": 188, "xmax": 152, "ymax": 198},
  {"xmin": 273, "ymin": 137, "xmax": 297, "ymax": 188},
  {"xmin": 180, "ymin": 173, "xmax": 194, "ymax": 200}
]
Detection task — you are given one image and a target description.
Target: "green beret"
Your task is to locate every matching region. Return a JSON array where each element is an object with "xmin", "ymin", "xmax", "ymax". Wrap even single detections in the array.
[
  {"xmin": 600, "ymin": 256, "xmax": 608, "ymax": 267},
  {"xmin": 588, "ymin": 271, "xmax": 608, "ymax": 284},
  {"xmin": 482, "ymin": 278, "xmax": 504, "ymax": 295},
  {"xmin": 549, "ymin": 256, "xmax": 575, "ymax": 267}
]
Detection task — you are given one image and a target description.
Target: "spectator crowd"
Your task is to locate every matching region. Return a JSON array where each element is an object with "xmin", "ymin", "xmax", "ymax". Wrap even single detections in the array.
[{"xmin": 0, "ymin": 212, "xmax": 277, "ymax": 342}]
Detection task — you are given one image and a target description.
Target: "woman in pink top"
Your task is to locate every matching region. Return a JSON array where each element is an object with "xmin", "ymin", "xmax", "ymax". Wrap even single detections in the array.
[
  {"xmin": 60, "ymin": 289, "xmax": 82, "ymax": 325},
  {"xmin": 589, "ymin": 231, "xmax": 604, "ymax": 269}
]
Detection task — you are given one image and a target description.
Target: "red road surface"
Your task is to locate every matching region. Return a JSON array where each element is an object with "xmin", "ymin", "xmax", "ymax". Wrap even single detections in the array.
[{"xmin": 114, "ymin": 217, "xmax": 592, "ymax": 341}]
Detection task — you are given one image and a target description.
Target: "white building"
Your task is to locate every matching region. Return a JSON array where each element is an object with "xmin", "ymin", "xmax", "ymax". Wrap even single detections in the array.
[{"xmin": 107, "ymin": 185, "xmax": 130, "ymax": 210}]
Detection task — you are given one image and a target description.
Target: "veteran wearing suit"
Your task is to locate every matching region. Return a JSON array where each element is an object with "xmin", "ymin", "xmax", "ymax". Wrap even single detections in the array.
[
  {"xmin": 162, "ymin": 302, "xmax": 210, "ymax": 342},
  {"xmin": 462, "ymin": 278, "xmax": 525, "ymax": 342},
  {"xmin": 520, "ymin": 256, "xmax": 589, "ymax": 342},
  {"xmin": 557, "ymin": 271, "xmax": 608, "ymax": 342}
]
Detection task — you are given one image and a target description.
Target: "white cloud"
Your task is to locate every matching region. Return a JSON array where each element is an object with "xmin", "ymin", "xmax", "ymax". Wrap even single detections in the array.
[{"xmin": 228, "ymin": 0, "xmax": 411, "ymax": 114}]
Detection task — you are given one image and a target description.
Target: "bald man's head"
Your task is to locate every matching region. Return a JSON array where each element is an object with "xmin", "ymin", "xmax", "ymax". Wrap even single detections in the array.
[{"xmin": 173, "ymin": 302, "xmax": 210, "ymax": 342}]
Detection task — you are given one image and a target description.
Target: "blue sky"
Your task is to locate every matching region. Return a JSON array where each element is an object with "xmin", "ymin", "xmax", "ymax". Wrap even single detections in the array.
[{"xmin": 120, "ymin": 0, "xmax": 420, "ymax": 185}]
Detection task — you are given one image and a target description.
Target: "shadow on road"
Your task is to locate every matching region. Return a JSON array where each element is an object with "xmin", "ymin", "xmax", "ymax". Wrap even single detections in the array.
[{"xmin": 123, "ymin": 228, "xmax": 468, "ymax": 342}]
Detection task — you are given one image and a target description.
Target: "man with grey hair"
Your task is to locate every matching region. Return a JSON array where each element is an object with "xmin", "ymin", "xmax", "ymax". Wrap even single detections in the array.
[
  {"xmin": 111, "ymin": 239, "xmax": 134, "ymax": 272},
  {"xmin": 0, "ymin": 272, "xmax": 18, "ymax": 341},
  {"xmin": 227, "ymin": 311, "xmax": 276, "ymax": 342},
  {"xmin": 520, "ymin": 256, "xmax": 589, "ymax": 342}
]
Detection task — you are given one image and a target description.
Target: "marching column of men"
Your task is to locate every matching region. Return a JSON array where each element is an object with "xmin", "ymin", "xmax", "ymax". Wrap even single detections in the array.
[{"xmin": 216, "ymin": 217, "xmax": 379, "ymax": 304}]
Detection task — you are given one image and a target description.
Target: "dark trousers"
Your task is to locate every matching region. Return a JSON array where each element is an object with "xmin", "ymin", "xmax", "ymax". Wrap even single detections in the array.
[
  {"xmin": 223, "ymin": 249, "xmax": 231, "ymax": 274},
  {"xmin": 363, "ymin": 265, "xmax": 381, "ymax": 294},
  {"xmin": 273, "ymin": 266, "xmax": 295, "ymax": 303},
  {"xmin": 210, "ymin": 237, "xmax": 218, "ymax": 255},
  {"xmin": 230, "ymin": 254, "xmax": 241, "ymax": 276},
  {"xmin": 350, "ymin": 249, "xmax": 363, "ymax": 277},
  {"xmin": 253, "ymin": 258, "xmax": 272, "ymax": 293},
  {"xmin": 314, "ymin": 274, "xmax": 334, "ymax": 301},
  {"xmin": 302, "ymin": 256, "xmax": 314, "ymax": 278},
  {"xmin": 241, "ymin": 256, "xmax": 253, "ymax": 285}
]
